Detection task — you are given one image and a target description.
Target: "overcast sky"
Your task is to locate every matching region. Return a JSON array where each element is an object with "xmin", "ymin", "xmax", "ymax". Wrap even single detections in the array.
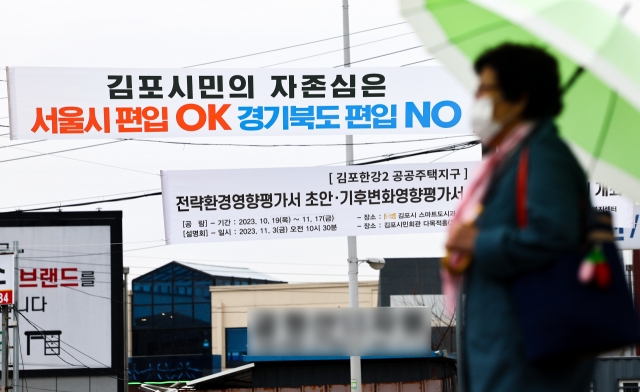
[{"xmin": 0, "ymin": 0, "xmax": 637, "ymax": 285}]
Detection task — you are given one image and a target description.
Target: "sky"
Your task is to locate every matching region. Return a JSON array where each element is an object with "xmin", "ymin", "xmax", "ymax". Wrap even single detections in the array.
[{"xmin": 0, "ymin": 0, "xmax": 637, "ymax": 285}]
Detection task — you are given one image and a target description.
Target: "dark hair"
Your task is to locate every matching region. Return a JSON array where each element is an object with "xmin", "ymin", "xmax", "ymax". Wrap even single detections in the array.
[{"xmin": 474, "ymin": 43, "xmax": 563, "ymax": 119}]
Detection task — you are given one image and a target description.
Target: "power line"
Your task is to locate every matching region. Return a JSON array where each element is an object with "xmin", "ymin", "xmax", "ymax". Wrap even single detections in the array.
[
  {"xmin": 19, "ymin": 239, "xmax": 165, "ymax": 249},
  {"xmin": 260, "ymin": 32, "xmax": 414, "ymax": 68},
  {"xmin": 15, "ymin": 309, "xmax": 124, "ymax": 382},
  {"xmin": 1, "ymin": 139, "xmax": 477, "ymax": 212},
  {"xmin": 19, "ymin": 329, "xmax": 30, "ymax": 392},
  {"xmin": 401, "ymin": 58, "xmax": 436, "ymax": 67},
  {"xmin": 334, "ymin": 45, "xmax": 423, "ymax": 67},
  {"xmin": 9, "ymin": 191, "xmax": 161, "ymax": 212},
  {"xmin": 0, "ymin": 140, "xmax": 124, "ymax": 163},
  {"xmin": 184, "ymin": 21, "xmax": 407, "ymax": 68},
  {"xmin": 354, "ymin": 140, "xmax": 479, "ymax": 165},
  {"xmin": 0, "ymin": 140, "xmax": 45, "ymax": 149},
  {"xmin": 0, "ymin": 188, "xmax": 160, "ymax": 210},
  {"xmin": 123, "ymin": 134, "xmax": 470, "ymax": 148},
  {"xmin": 0, "ymin": 140, "xmax": 158, "ymax": 177}
]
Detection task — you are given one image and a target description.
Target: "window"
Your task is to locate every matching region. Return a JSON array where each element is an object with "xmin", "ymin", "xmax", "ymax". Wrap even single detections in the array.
[
  {"xmin": 621, "ymin": 381, "xmax": 640, "ymax": 392},
  {"xmin": 131, "ymin": 262, "xmax": 281, "ymax": 357},
  {"xmin": 133, "ymin": 327, "xmax": 211, "ymax": 356},
  {"xmin": 132, "ymin": 281, "xmax": 152, "ymax": 305},
  {"xmin": 225, "ymin": 328, "xmax": 247, "ymax": 368}
]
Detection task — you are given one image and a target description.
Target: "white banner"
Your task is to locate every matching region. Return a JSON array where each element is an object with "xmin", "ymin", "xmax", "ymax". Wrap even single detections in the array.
[
  {"xmin": 7, "ymin": 66, "xmax": 472, "ymax": 139},
  {"xmin": 248, "ymin": 307, "xmax": 431, "ymax": 356},
  {"xmin": 161, "ymin": 162, "xmax": 476, "ymax": 244},
  {"xmin": 0, "ymin": 226, "xmax": 112, "ymax": 370}
]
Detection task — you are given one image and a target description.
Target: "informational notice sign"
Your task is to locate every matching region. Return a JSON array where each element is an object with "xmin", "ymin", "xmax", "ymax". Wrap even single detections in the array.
[
  {"xmin": 7, "ymin": 66, "xmax": 472, "ymax": 139},
  {"xmin": 161, "ymin": 162, "xmax": 477, "ymax": 244},
  {"xmin": 614, "ymin": 205, "xmax": 640, "ymax": 250},
  {"xmin": 0, "ymin": 254, "xmax": 15, "ymax": 305},
  {"xmin": 590, "ymin": 182, "xmax": 634, "ymax": 228}
]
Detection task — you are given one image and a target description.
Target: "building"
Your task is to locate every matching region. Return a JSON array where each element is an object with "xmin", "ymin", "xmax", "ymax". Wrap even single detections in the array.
[
  {"xmin": 129, "ymin": 261, "xmax": 285, "ymax": 383},
  {"xmin": 127, "ymin": 257, "xmax": 448, "ymax": 390}
]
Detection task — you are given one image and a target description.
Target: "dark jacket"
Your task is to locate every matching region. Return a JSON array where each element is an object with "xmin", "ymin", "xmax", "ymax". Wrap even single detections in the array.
[{"xmin": 464, "ymin": 119, "xmax": 595, "ymax": 392}]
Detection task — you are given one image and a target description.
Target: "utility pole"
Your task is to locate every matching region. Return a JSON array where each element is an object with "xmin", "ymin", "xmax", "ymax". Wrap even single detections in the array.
[
  {"xmin": 123, "ymin": 267, "xmax": 130, "ymax": 392},
  {"xmin": 12, "ymin": 241, "xmax": 20, "ymax": 392},
  {"xmin": 1, "ymin": 298, "xmax": 8, "ymax": 391},
  {"xmin": 341, "ymin": 2, "xmax": 362, "ymax": 392},
  {"xmin": 0, "ymin": 242, "xmax": 21, "ymax": 392}
]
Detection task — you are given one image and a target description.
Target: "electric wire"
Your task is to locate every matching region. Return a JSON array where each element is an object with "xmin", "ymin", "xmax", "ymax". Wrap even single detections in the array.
[
  {"xmin": 0, "ymin": 139, "xmax": 478, "ymax": 212},
  {"xmin": 15, "ymin": 309, "xmax": 125, "ymax": 383},
  {"xmin": 0, "ymin": 141, "xmax": 159, "ymax": 177},
  {"xmin": 22, "ymin": 269, "xmax": 381, "ymax": 310},
  {"xmin": 0, "ymin": 188, "xmax": 161, "ymax": 210},
  {"xmin": 401, "ymin": 58, "xmax": 436, "ymax": 67},
  {"xmin": 0, "ymin": 141, "xmax": 44, "ymax": 149},
  {"xmin": 8, "ymin": 191, "xmax": 162, "ymax": 212},
  {"xmin": 18, "ymin": 239, "xmax": 165, "ymax": 249},
  {"xmin": 0, "ymin": 140, "xmax": 124, "ymax": 163},
  {"xmin": 260, "ymin": 32, "xmax": 415, "ymax": 68},
  {"xmin": 334, "ymin": 45, "xmax": 423, "ymax": 67},
  {"xmin": 123, "ymin": 134, "xmax": 470, "ymax": 148},
  {"xmin": 354, "ymin": 140, "xmax": 479, "ymax": 165},
  {"xmin": 18, "ymin": 328, "xmax": 29, "ymax": 392},
  {"xmin": 183, "ymin": 21, "xmax": 407, "ymax": 68}
]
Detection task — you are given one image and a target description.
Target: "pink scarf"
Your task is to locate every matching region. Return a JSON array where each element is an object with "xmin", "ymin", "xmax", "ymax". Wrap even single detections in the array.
[{"xmin": 442, "ymin": 122, "xmax": 534, "ymax": 314}]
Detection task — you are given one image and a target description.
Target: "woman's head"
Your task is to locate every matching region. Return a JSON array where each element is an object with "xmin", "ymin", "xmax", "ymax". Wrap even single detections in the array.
[{"xmin": 472, "ymin": 44, "xmax": 562, "ymax": 146}]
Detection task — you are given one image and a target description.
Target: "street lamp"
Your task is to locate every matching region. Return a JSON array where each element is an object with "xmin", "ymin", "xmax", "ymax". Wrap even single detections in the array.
[{"xmin": 348, "ymin": 256, "xmax": 385, "ymax": 392}]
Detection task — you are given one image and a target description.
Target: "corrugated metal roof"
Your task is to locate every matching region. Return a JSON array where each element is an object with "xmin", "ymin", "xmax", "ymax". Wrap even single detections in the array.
[{"xmin": 176, "ymin": 261, "xmax": 280, "ymax": 281}]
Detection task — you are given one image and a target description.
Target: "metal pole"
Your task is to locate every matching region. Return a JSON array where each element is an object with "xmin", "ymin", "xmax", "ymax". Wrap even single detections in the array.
[
  {"xmin": 347, "ymin": 255, "xmax": 361, "ymax": 392},
  {"xmin": 12, "ymin": 241, "xmax": 19, "ymax": 392},
  {"xmin": 456, "ymin": 290, "xmax": 464, "ymax": 392},
  {"xmin": 342, "ymin": 1, "xmax": 361, "ymax": 391},
  {"xmin": 123, "ymin": 267, "xmax": 130, "ymax": 392},
  {"xmin": 2, "ymin": 305, "xmax": 8, "ymax": 390}
]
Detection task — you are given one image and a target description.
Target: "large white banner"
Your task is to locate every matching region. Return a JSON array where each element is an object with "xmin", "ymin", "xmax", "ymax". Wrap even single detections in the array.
[
  {"xmin": 0, "ymin": 226, "xmax": 112, "ymax": 371},
  {"xmin": 161, "ymin": 162, "xmax": 476, "ymax": 244},
  {"xmin": 7, "ymin": 66, "xmax": 472, "ymax": 139}
]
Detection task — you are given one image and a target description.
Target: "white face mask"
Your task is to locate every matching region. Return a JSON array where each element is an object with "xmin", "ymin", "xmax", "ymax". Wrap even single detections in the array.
[{"xmin": 471, "ymin": 96, "xmax": 502, "ymax": 146}]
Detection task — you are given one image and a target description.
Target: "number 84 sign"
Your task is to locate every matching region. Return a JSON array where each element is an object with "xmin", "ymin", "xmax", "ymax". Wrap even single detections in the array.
[{"xmin": 0, "ymin": 254, "xmax": 15, "ymax": 305}]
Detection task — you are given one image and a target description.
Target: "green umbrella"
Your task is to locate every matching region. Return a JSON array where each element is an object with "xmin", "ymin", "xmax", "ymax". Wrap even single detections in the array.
[{"xmin": 401, "ymin": 0, "xmax": 640, "ymax": 202}]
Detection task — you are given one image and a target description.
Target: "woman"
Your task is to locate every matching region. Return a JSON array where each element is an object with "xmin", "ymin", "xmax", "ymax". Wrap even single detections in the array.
[{"xmin": 444, "ymin": 44, "xmax": 595, "ymax": 391}]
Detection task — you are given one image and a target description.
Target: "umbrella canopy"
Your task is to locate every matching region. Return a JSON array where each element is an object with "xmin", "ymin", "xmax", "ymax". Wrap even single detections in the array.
[{"xmin": 401, "ymin": 0, "xmax": 640, "ymax": 202}]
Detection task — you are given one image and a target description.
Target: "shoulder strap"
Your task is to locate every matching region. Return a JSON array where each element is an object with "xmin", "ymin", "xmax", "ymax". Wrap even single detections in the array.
[{"xmin": 516, "ymin": 147, "xmax": 530, "ymax": 229}]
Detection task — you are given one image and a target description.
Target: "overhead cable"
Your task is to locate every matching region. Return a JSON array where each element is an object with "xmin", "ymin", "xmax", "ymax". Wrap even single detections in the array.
[
  {"xmin": 334, "ymin": 45, "xmax": 423, "ymax": 67},
  {"xmin": 355, "ymin": 140, "xmax": 479, "ymax": 165},
  {"xmin": 401, "ymin": 58, "xmax": 436, "ymax": 67},
  {"xmin": 0, "ymin": 140, "xmax": 159, "ymax": 177},
  {"xmin": 2, "ymin": 140, "xmax": 478, "ymax": 212},
  {"xmin": 260, "ymin": 32, "xmax": 414, "ymax": 68},
  {"xmin": 184, "ymin": 21, "xmax": 407, "ymax": 68},
  {"xmin": 123, "ymin": 134, "xmax": 470, "ymax": 148}
]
